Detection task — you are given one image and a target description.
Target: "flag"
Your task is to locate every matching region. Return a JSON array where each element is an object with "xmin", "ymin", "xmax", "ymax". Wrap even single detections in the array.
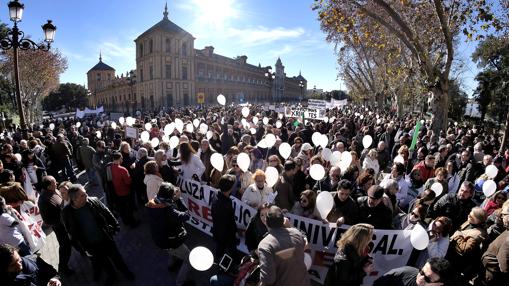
[{"xmin": 409, "ymin": 121, "xmax": 422, "ymax": 150}]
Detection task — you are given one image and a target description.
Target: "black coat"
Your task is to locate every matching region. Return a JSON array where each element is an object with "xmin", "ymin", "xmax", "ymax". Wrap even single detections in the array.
[
  {"xmin": 245, "ymin": 213, "xmax": 268, "ymax": 252},
  {"xmin": 432, "ymin": 193, "xmax": 477, "ymax": 233},
  {"xmin": 357, "ymin": 196, "xmax": 393, "ymax": 229},
  {"xmin": 145, "ymin": 199, "xmax": 189, "ymax": 249},
  {"xmin": 325, "ymin": 244, "xmax": 369, "ymax": 286},
  {"xmin": 211, "ymin": 192, "xmax": 238, "ymax": 247},
  {"xmin": 61, "ymin": 197, "xmax": 119, "ymax": 251}
]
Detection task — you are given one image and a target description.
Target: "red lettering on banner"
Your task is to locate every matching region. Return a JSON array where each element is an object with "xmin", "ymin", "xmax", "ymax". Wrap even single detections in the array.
[
  {"xmin": 202, "ymin": 206, "xmax": 213, "ymax": 222},
  {"xmin": 187, "ymin": 198, "xmax": 200, "ymax": 215}
]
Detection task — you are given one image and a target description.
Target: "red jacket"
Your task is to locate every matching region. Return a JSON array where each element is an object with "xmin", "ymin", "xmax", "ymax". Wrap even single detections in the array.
[
  {"xmin": 413, "ymin": 161, "xmax": 435, "ymax": 182},
  {"xmin": 111, "ymin": 163, "xmax": 131, "ymax": 196}
]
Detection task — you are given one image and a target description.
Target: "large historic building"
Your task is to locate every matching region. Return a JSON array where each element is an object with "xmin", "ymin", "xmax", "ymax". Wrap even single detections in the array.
[{"xmin": 87, "ymin": 4, "xmax": 307, "ymax": 112}]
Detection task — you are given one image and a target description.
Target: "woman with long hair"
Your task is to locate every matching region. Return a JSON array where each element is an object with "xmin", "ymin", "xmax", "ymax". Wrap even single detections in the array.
[
  {"xmin": 178, "ymin": 142, "xmax": 205, "ymax": 181},
  {"xmin": 291, "ymin": 190, "xmax": 321, "ymax": 220},
  {"xmin": 483, "ymin": 191, "xmax": 507, "ymax": 216},
  {"xmin": 325, "ymin": 223, "xmax": 374, "ymax": 286},
  {"xmin": 143, "ymin": 161, "xmax": 164, "ymax": 201}
]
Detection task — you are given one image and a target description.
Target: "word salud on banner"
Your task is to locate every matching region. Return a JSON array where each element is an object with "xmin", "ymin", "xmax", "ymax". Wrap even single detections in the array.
[{"xmin": 175, "ymin": 176, "xmax": 414, "ymax": 285}]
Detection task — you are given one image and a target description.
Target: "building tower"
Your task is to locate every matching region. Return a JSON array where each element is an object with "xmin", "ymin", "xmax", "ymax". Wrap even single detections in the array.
[
  {"xmin": 87, "ymin": 52, "xmax": 115, "ymax": 106},
  {"xmin": 275, "ymin": 57, "xmax": 285, "ymax": 101}
]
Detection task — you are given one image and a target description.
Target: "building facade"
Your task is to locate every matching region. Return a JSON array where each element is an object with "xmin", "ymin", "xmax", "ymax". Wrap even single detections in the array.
[{"xmin": 88, "ymin": 5, "xmax": 307, "ymax": 112}]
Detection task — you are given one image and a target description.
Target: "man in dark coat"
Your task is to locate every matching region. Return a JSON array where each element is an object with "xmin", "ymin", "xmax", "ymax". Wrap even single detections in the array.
[
  {"xmin": 357, "ymin": 186, "xmax": 393, "ymax": 229},
  {"xmin": 61, "ymin": 184, "xmax": 134, "ymax": 283},
  {"xmin": 432, "ymin": 181, "xmax": 476, "ymax": 233},
  {"xmin": 373, "ymin": 257, "xmax": 455, "ymax": 286},
  {"xmin": 133, "ymin": 148, "xmax": 150, "ymax": 206},
  {"xmin": 326, "ymin": 179, "xmax": 359, "ymax": 226},
  {"xmin": 274, "ymin": 160, "xmax": 297, "ymax": 210},
  {"xmin": 210, "ymin": 174, "xmax": 238, "ymax": 263}
]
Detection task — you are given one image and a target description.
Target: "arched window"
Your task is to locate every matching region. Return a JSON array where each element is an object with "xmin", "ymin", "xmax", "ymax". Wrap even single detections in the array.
[
  {"xmin": 181, "ymin": 42, "xmax": 187, "ymax": 56},
  {"xmin": 139, "ymin": 43, "xmax": 143, "ymax": 56},
  {"xmin": 149, "ymin": 39, "xmax": 153, "ymax": 53},
  {"xmin": 165, "ymin": 38, "xmax": 171, "ymax": 53}
]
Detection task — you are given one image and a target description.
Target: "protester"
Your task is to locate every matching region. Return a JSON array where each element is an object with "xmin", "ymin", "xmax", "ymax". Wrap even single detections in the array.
[
  {"xmin": 0, "ymin": 196, "xmax": 31, "ymax": 257},
  {"xmin": 327, "ymin": 179, "xmax": 359, "ymax": 225},
  {"xmin": 373, "ymin": 257, "xmax": 455, "ymax": 286},
  {"xmin": 257, "ymin": 205, "xmax": 310, "ymax": 286},
  {"xmin": 274, "ymin": 159, "xmax": 297, "ymax": 210},
  {"xmin": 110, "ymin": 152, "xmax": 138, "ymax": 227},
  {"xmin": 61, "ymin": 184, "xmax": 135, "ymax": 283},
  {"xmin": 325, "ymin": 223, "xmax": 374, "ymax": 286},
  {"xmin": 242, "ymin": 170, "xmax": 272, "ymax": 209},
  {"xmin": 143, "ymin": 160, "xmax": 164, "ymax": 201},
  {"xmin": 357, "ymin": 185, "xmax": 393, "ymax": 229},
  {"xmin": 245, "ymin": 203, "xmax": 270, "ymax": 252},
  {"xmin": 145, "ymin": 182, "xmax": 192, "ymax": 286},
  {"xmin": 291, "ymin": 189, "xmax": 321, "ymax": 220},
  {"xmin": 432, "ymin": 181, "xmax": 477, "ymax": 232}
]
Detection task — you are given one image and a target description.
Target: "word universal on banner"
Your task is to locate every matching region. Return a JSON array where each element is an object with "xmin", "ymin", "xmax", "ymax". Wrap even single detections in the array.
[{"xmin": 176, "ymin": 176, "xmax": 414, "ymax": 285}]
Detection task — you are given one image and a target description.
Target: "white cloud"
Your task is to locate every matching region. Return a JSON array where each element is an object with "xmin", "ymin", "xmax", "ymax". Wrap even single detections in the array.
[
  {"xmin": 100, "ymin": 41, "xmax": 135, "ymax": 59},
  {"xmin": 225, "ymin": 26, "xmax": 305, "ymax": 47}
]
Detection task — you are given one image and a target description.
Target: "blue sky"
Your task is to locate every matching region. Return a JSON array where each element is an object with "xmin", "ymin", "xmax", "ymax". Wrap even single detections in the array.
[{"xmin": 1, "ymin": 0, "xmax": 480, "ymax": 94}]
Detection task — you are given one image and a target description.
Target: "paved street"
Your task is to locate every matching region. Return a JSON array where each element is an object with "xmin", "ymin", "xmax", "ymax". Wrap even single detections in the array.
[{"xmin": 39, "ymin": 172, "xmax": 217, "ymax": 286}]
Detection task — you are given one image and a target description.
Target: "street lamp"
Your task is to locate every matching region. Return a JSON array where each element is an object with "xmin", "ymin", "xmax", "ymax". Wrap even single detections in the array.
[
  {"xmin": 127, "ymin": 70, "xmax": 136, "ymax": 114},
  {"xmin": 0, "ymin": 0, "xmax": 56, "ymax": 133},
  {"xmin": 299, "ymin": 80, "xmax": 304, "ymax": 101},
  {"xmin": 264, "ymin": 68, "xmax": 275, "ymax": 102}
]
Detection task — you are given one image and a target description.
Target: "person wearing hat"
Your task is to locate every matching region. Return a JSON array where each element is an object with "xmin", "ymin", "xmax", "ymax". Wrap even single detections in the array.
[
  {"xmin": 357, "ymin": 185, "xmax": 393, "ymax": 229},
  {"xmin": 211, "ymin": 174, "xmax": 239, "ymax": 264},
  {"xmin": 296, "ymin": 143, "xmax": 314, "ymax": 172},
  {"xmin": 145, "ymin": 182, "xmax": 193, "ymax": 286}
]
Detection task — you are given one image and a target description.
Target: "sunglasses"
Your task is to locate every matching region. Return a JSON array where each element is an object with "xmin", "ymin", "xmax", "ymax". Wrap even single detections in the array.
[{"xmin": 419, "ymin": 270, "xmax": 435, "ymax": 283}]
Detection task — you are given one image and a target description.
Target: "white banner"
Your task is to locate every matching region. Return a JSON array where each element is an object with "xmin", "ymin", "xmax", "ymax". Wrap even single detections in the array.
[
  {"xmin": 285, "ymin": 107, "xmax": 326, "ymax": 120},
  {"xmin": 330, "ymin": 99, "xmax": 348, "ymax": 108},
  {"xmin": 308, "ymin": 99, "xmax": 328, "ymax": 110},
  {"xmin": 125, "ymin": 126, "xmax": 138, "ymax": 139},
  {"xmin": 176, "ymin": 176, "xmax": 413, "ymax": 285}
]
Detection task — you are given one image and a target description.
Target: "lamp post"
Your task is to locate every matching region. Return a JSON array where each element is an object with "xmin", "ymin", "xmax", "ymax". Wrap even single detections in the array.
[
  {"xmin": 264, "ymin": 68, "xmax": 275, "ymax": 102},
  {"xmin": 127, "ymin": 70, "xmax": 136, "ymax": 114},
  {"xmin": 0, "ymin": 0, "xmax": 56, "ymax": 132},
  {"xmin": 299, "ymin": 80, "xmax": 304, "ymax": 101}
]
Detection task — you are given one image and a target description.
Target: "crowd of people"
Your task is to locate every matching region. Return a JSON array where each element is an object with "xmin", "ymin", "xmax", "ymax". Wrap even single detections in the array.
[{"xmin": 0, "ymin": 103, "xmax": 508, "ymax": 286}]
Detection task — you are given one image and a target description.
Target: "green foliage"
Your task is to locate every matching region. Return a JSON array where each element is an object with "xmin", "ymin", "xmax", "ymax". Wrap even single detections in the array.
[
  {"xmin": 448, "ymin": 79, "xmax": 468, "ymax": 120},
  {"xmin": 42, "ymin": 83, "xmax": 89, "ymax": 111},
  {"xmin": 472, "ymin": 35, "xmax": 509, "ymax": 122}
]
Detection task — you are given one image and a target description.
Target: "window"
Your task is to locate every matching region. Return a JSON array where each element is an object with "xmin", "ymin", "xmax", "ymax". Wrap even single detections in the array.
[
  {"xmin": 149, "ymin": 66, "xmax": 153, "ymax": 80},
  {"xmin": 97, "ymin": 73, "xmax": 101, "ymax": 81},
  {"xmin": 139, "ymin": 43, "xmax": 143, "ymax": 56},
  {"xmin": 183, "ymin": 93, "xmax": 189, "ymax": 105},
  {"xmin": 166, "ymin": 93, "xmax": 173, "ymax": 107},
  {"xmin": 165, "ymin": 38, "xmax": 171, "ymax": 53},
  {"xmin": 149, "ymin": 39, "xmax": 153, "ymax": 53},
  {"xmin": 182, "ymin": 42, "xmax": 187, "ymax": 56},
  {"xmin": 165, "ymin": 64, "xmax": 171, "ymax": 79},
  {"xmin": 182, "ymin": 66, "xmax": 188, "ymax": 80},
  {"xmin": 141, "ymin": 97, "xmax": 145, "ymax": 109},
  {"xmin": 150, "ymin": 96, "xmax": 154, "ymax": 109},
  {"xmin": 140, "ymin": 69, "xmax": 144, "ymax": 82},
  {"xmin": 107, "ymin": 74, "xmax": 111, "ymax": 80}
]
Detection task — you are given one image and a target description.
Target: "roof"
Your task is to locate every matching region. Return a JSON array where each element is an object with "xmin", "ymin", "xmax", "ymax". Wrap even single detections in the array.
[
  {"xmin": 88, "ymin": 59, "xmax": 115, "ymax": 73},
  {"xmin": 296, "ymin": 71, "xmax": 306, "ymax": 81},
  {"xmin": 135, "ymin": 17, "xmax": 193, "ymax": 41}
]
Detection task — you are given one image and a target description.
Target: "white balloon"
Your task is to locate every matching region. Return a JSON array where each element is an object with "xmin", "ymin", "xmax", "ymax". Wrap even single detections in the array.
[
  {"xmin": 394, "ymin": 155, "xmax": 405, "ymax": 164},
  {"xmin": 210, "ymin": 153, "xmax": 224, "ymax": 172},
  {"xmin": 76, "ymin": 122, "xmax": 81, "ymax": 128},
  {"xmin": 483, "ymin": 180, "xmax": 497, "ymax": 197},
  {"xmin": 319, "ymin": 134, "xmax": 328, "ymax": 149},
  {"xmin": 199, "ymin": 123, "xmax": 208, "ymax": 134},
  {"xmin": 169, "ymin": 136, "xmax": 179, "ymax": 149},
  {"xmin": 96, "ymin": 131, "xmax": 102, "ymax": 139},
  {"xmin": 316, "ymin": 191, "xmax": 334, "ymax": 219},
  {"xmin": 323, "ymin": 117, "xmax": 329, "ymax": 124},
  {"xmin": 151, "ymin": 137, "xmax": 160, "ymax": 148},
  {"xmin": 151, "ymin": 119, "xmax": 157, "ymax": 124},
  {"xmin": 49, "ymin": 123, "xmax": 55, "ymax": 130},
  {"xmin": 329, "ymin": 117, "xmax": 336, "ymax": 124},
  {"xmin": 263, "ymin": 117, "xmax": 269, "ymax": 125},
  {"xmin": 339, "ymin": 151, "xmax": 352, "ymax": 168},
  {"xmin": 162, "ymin": 135, "xmax": 170, "ymax": 143},
  {"xmin": 310, "ymin": 164, "xmax": 325, "ymax": 181},
  {"xmin": 376, "ymin": 119, "xmax": 382, "ymax": 124},
  {"xmin": 430, "ymin": 182, "xmax": 443, "ymax": 197},
  {"xmin": 189, "ymin": 246, "xmax": 214, "ymax": 271},
  {"xmin": 278, "ymin": 113, "xmax": 283, "ymax": 120},
  {"xmin": 360, "ymin": 115, "xmax": 364, "ymax": 120},
  {"xmin": 118, "ymin": 117, "xmax": 125, "ymax": 125},
  {"xmin": 265, "ymin": 134, "xmax": 276, "ymax": 148},
  {"xmin": 362, "ymin": 135, "xmax": 373, "ymax": 149},
  {"xmin": 206, "ymin": 130, "xmax": 214, "ymax": 140},
  {"xmin": 276, "ymin": 120, "xmax": 282, "ymax": 129},
  {"xmin": 321, "ymin": 148, "xmax": 332, "ymax": 161},
  {"xmin": 242, "ymin": 107, "xmax": 250, "ymax": 118},
  {"xmin": 217, "ymin": 94, "xmax": 226, "ymax": 105},
  {"xmin": 485, "ymin": 165, "xmax": 498, "ymax": 179},
  {"xmin": 14, "ymin": 153, "xmax": 21, "ymax": 162},
  {"xmin": 265, "ymin": 167, "xmax": 279, "ymax": 188},
  {"xmin": 140, "ymin": 131, "xmax": 150, "ymax": 142},
  {"xmin": 278, "ymin": 143, "xmax": 291, "ymax": 160},
  {"xmin": 111, "ymin": 122, "xmax": 117, "ymax": 129},
  {"xmin": 193, "ymin": 119, "xmax": 200, "ymax": 128},
  {"xmin": 185, "ymin": 123, "xmax": 194, "ymax": 133},
  {"xmin": 304, "ymin": 253, "xmax": 312, "ymax": 270},
  {"xmin": 312, "ymin": 132, "xmax": 322, "ymax": 147},
  {"xmin": 237, "ymin": 153, "xmax": 251, "ymax": 172},
  {"xmin": 164, "ymin": 123, "xmax": 175, "ymax": 135},
  {"xmin": 241, "ymin": 118, "xmax": 248, "ymax": 127},
  {"xmin": 97, "ymin": 121, "xmax": 103, "ymax": 128},
  {"xmin": 126, "ymin": 117, "xmax": 134, "ymax": 126},
  {"xmin": 257, "ymin": 138, "xmax": 268, "ymax": 148},
  {"xmin": 253, "ymin": 116, "xmax": 259, "ymax": 125},
  {"xmin": 250, "ymin": 128, "xmax": 257, "ymax": 135},
  {"xmin": 145, "ymin": 122, "xmax": 152, "ymax": 131},
  {"xmin": 330, "ymin": 151, "xmax": 341, "ymax": 166},
  {"xmin": 175, "ymin": 118, "xmax": 184, "ymax": 133},
  {"xmin": 410, "ymin": 224, "xmax": 429, "ymax": 250}
]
